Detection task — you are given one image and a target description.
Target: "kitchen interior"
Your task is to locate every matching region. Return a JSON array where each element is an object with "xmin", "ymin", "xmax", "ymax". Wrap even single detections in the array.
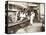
[{"xmin": 5, "ymin": 1, "xmax": 45, "ymax": 33}]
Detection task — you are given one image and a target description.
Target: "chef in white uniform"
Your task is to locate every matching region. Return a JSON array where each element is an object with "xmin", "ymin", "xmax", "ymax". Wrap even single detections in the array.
[
  {"xmin": 20, "ymin": 12, "xmax": 26, "ymax": 21},
  {"xmin": 30, "ymin": 11, "xmax": 35, "ymax": 25}
]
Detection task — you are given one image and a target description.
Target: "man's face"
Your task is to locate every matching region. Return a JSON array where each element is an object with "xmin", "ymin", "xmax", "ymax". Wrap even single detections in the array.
[{"xmin": 31, "ymin": 12, "xmax": 34, "ymax": 14}]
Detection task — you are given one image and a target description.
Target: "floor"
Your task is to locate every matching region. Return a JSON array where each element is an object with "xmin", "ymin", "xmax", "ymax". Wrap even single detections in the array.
[
  {"xmin": 16, "ymin": 23, "xmax": 43, "ymax": 33},
  {"xmin": 8, "ymin": 21, "xmax": 44, "ymax": 34}
]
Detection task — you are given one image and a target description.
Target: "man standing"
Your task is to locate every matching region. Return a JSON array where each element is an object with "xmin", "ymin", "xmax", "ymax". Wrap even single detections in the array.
[{"xmin": 30, "ymin": 11, "xmax": 35, "ymax": 25}]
